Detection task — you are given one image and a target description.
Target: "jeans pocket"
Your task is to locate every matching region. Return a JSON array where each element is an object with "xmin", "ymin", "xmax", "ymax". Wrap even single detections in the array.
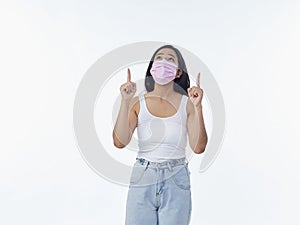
[
  {"xmin": 171, "ymin": 165, "xmax": 191, "ymax": 190},
  {"xmin": 129, "ymin": 165, "xmax": 146, "ymax": 185}
]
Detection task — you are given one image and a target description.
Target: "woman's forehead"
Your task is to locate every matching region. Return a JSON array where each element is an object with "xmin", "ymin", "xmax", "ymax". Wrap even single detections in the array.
[{"xmin": 156, "ymin": 48, "xmax": 177, "ymax": 58}]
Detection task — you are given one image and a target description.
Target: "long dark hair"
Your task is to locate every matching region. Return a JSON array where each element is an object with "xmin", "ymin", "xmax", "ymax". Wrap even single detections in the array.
[{"xmin": 145, "ymin": 45, "xmax": 190, "ymax": 96}]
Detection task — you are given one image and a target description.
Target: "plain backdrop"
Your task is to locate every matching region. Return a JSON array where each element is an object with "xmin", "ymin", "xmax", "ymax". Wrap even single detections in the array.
[{"xmin": 0, "ymin": 0, "xmax": 299, "ymax": 224}]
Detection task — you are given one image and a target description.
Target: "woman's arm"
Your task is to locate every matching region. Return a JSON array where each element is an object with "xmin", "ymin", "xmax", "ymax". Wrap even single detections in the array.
[
  {"xmin": 112, "ymin": 68, "xmax": 138, "ymax": 148},
  {"xmin": 112, "ymin": 96, "xmax": 138, "ymax": 148},
  {"xmin": 187, "ymin": 98, "xmax": 208, "ymax": 154}
]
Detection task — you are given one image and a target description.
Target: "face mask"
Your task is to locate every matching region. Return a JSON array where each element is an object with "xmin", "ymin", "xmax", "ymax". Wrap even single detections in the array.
[{"xmin": 150, "ymin": 59, "xmax": 178, "ymax": 85}]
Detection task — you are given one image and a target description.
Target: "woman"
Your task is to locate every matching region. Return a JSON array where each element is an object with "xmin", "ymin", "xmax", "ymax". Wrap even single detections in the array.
[{"xmin": 113, "ymin": 44, "xmax": 208, "ymax": 225}]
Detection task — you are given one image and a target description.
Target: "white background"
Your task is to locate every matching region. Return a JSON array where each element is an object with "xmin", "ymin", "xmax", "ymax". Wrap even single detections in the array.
[{"xmin": 1, "ymin": 0, "xmax": 299, "ymax": 224}]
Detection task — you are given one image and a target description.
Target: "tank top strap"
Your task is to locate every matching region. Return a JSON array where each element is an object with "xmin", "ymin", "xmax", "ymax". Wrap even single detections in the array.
[
  {"xmin": 139, "ymin": 93, "xmax": 145, "ymax": 103},
  {"xmin": 178, "ymin": 95, "xmax": 188, "ymax": 116},
  {"xmin": 137, "ymin": 93, "xmax": 152, "ymax": 123},
  {"xmin": 138, "ymin": 94, "xmax": 147, "ymax": 113}
]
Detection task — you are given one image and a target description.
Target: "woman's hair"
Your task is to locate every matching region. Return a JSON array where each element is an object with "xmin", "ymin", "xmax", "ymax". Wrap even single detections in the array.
[{"xmin": 145, "ymin": 45, "xmax": 190, "ymax": 96}]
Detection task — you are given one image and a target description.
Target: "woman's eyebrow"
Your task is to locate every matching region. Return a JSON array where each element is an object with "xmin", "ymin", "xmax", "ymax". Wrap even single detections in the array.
[{"xmin": 156, "ymin": 52, "xmax": 176, "ymax": 58}]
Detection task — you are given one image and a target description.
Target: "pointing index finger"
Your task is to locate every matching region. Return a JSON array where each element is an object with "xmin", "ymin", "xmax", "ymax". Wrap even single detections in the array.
[
  {"xmin": 196, "ymin": 72, "xmax": 200, "ymax": 87},
  {"xmin": 127, "ymin": 68, "xmax": 131, "ymax": 82}
]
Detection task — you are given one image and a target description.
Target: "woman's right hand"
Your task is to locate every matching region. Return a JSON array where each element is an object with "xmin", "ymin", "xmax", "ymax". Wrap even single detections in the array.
[{"xmin": 120, "ymin": 68, "xmax": 136, "ymax": 101}]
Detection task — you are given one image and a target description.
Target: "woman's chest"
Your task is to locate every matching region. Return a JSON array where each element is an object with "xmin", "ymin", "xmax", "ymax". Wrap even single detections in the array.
[{"xmin": 145, "ymin": 98, "xmax": 181, "ymax": 118}]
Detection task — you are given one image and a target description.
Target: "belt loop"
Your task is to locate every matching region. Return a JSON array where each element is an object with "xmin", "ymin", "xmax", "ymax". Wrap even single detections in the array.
[
  {"xmin": 184, "ymin": 158, "xmax": 188, "ymax": 166},
  {"xmin": 167, "ymin": 161, "xmax": 173, "ymax": 172},
  {"xmin": 144, "ymin": 161, "xmax": 149, "ymax": 170}
]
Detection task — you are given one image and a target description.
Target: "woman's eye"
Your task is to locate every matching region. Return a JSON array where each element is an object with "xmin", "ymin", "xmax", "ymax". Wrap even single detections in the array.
[{"xmin": 155, "ymin": 56, "xmax": 175, "ymax": 62}]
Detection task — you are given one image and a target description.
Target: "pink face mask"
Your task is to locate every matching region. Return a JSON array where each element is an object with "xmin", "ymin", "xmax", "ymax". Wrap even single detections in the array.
[{"xmin": 150, "ymin": 59, "xmax": 178, "ymax": 85}]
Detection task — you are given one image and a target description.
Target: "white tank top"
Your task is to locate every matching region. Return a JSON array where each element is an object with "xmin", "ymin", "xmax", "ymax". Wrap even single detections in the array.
[{"xmin": 136, "ymin": 93, "xmax": 188, "ymax": 162}]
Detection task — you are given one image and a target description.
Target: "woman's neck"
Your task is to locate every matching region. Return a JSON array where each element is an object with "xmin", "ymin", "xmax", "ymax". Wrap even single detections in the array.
[{"xmin": 151, "ymin": 82, "xmax": 175, "ymax": 100}]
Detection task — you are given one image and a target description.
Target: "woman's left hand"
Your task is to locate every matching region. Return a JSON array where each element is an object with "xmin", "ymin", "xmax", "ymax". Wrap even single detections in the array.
[{"xmin": 187, "ymin": 72, "xmax": 203, "ymax": 107}]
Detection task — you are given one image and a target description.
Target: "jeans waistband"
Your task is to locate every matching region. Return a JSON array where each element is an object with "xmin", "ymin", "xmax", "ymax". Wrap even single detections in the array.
[{"xmin": 135, "ymin": 157, "xmax": 187, "ymax": 169}]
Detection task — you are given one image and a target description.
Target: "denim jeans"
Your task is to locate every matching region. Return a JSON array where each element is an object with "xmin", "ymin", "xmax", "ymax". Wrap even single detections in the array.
[{"xmin": 125, "ymin": 157, "xmax": 192, "ymax": 225}]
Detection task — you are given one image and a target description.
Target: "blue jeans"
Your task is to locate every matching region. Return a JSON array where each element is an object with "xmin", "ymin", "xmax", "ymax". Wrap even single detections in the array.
[{"xmin": 125, "ymin": 157, "xmax": 192, "ymax": 225}]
